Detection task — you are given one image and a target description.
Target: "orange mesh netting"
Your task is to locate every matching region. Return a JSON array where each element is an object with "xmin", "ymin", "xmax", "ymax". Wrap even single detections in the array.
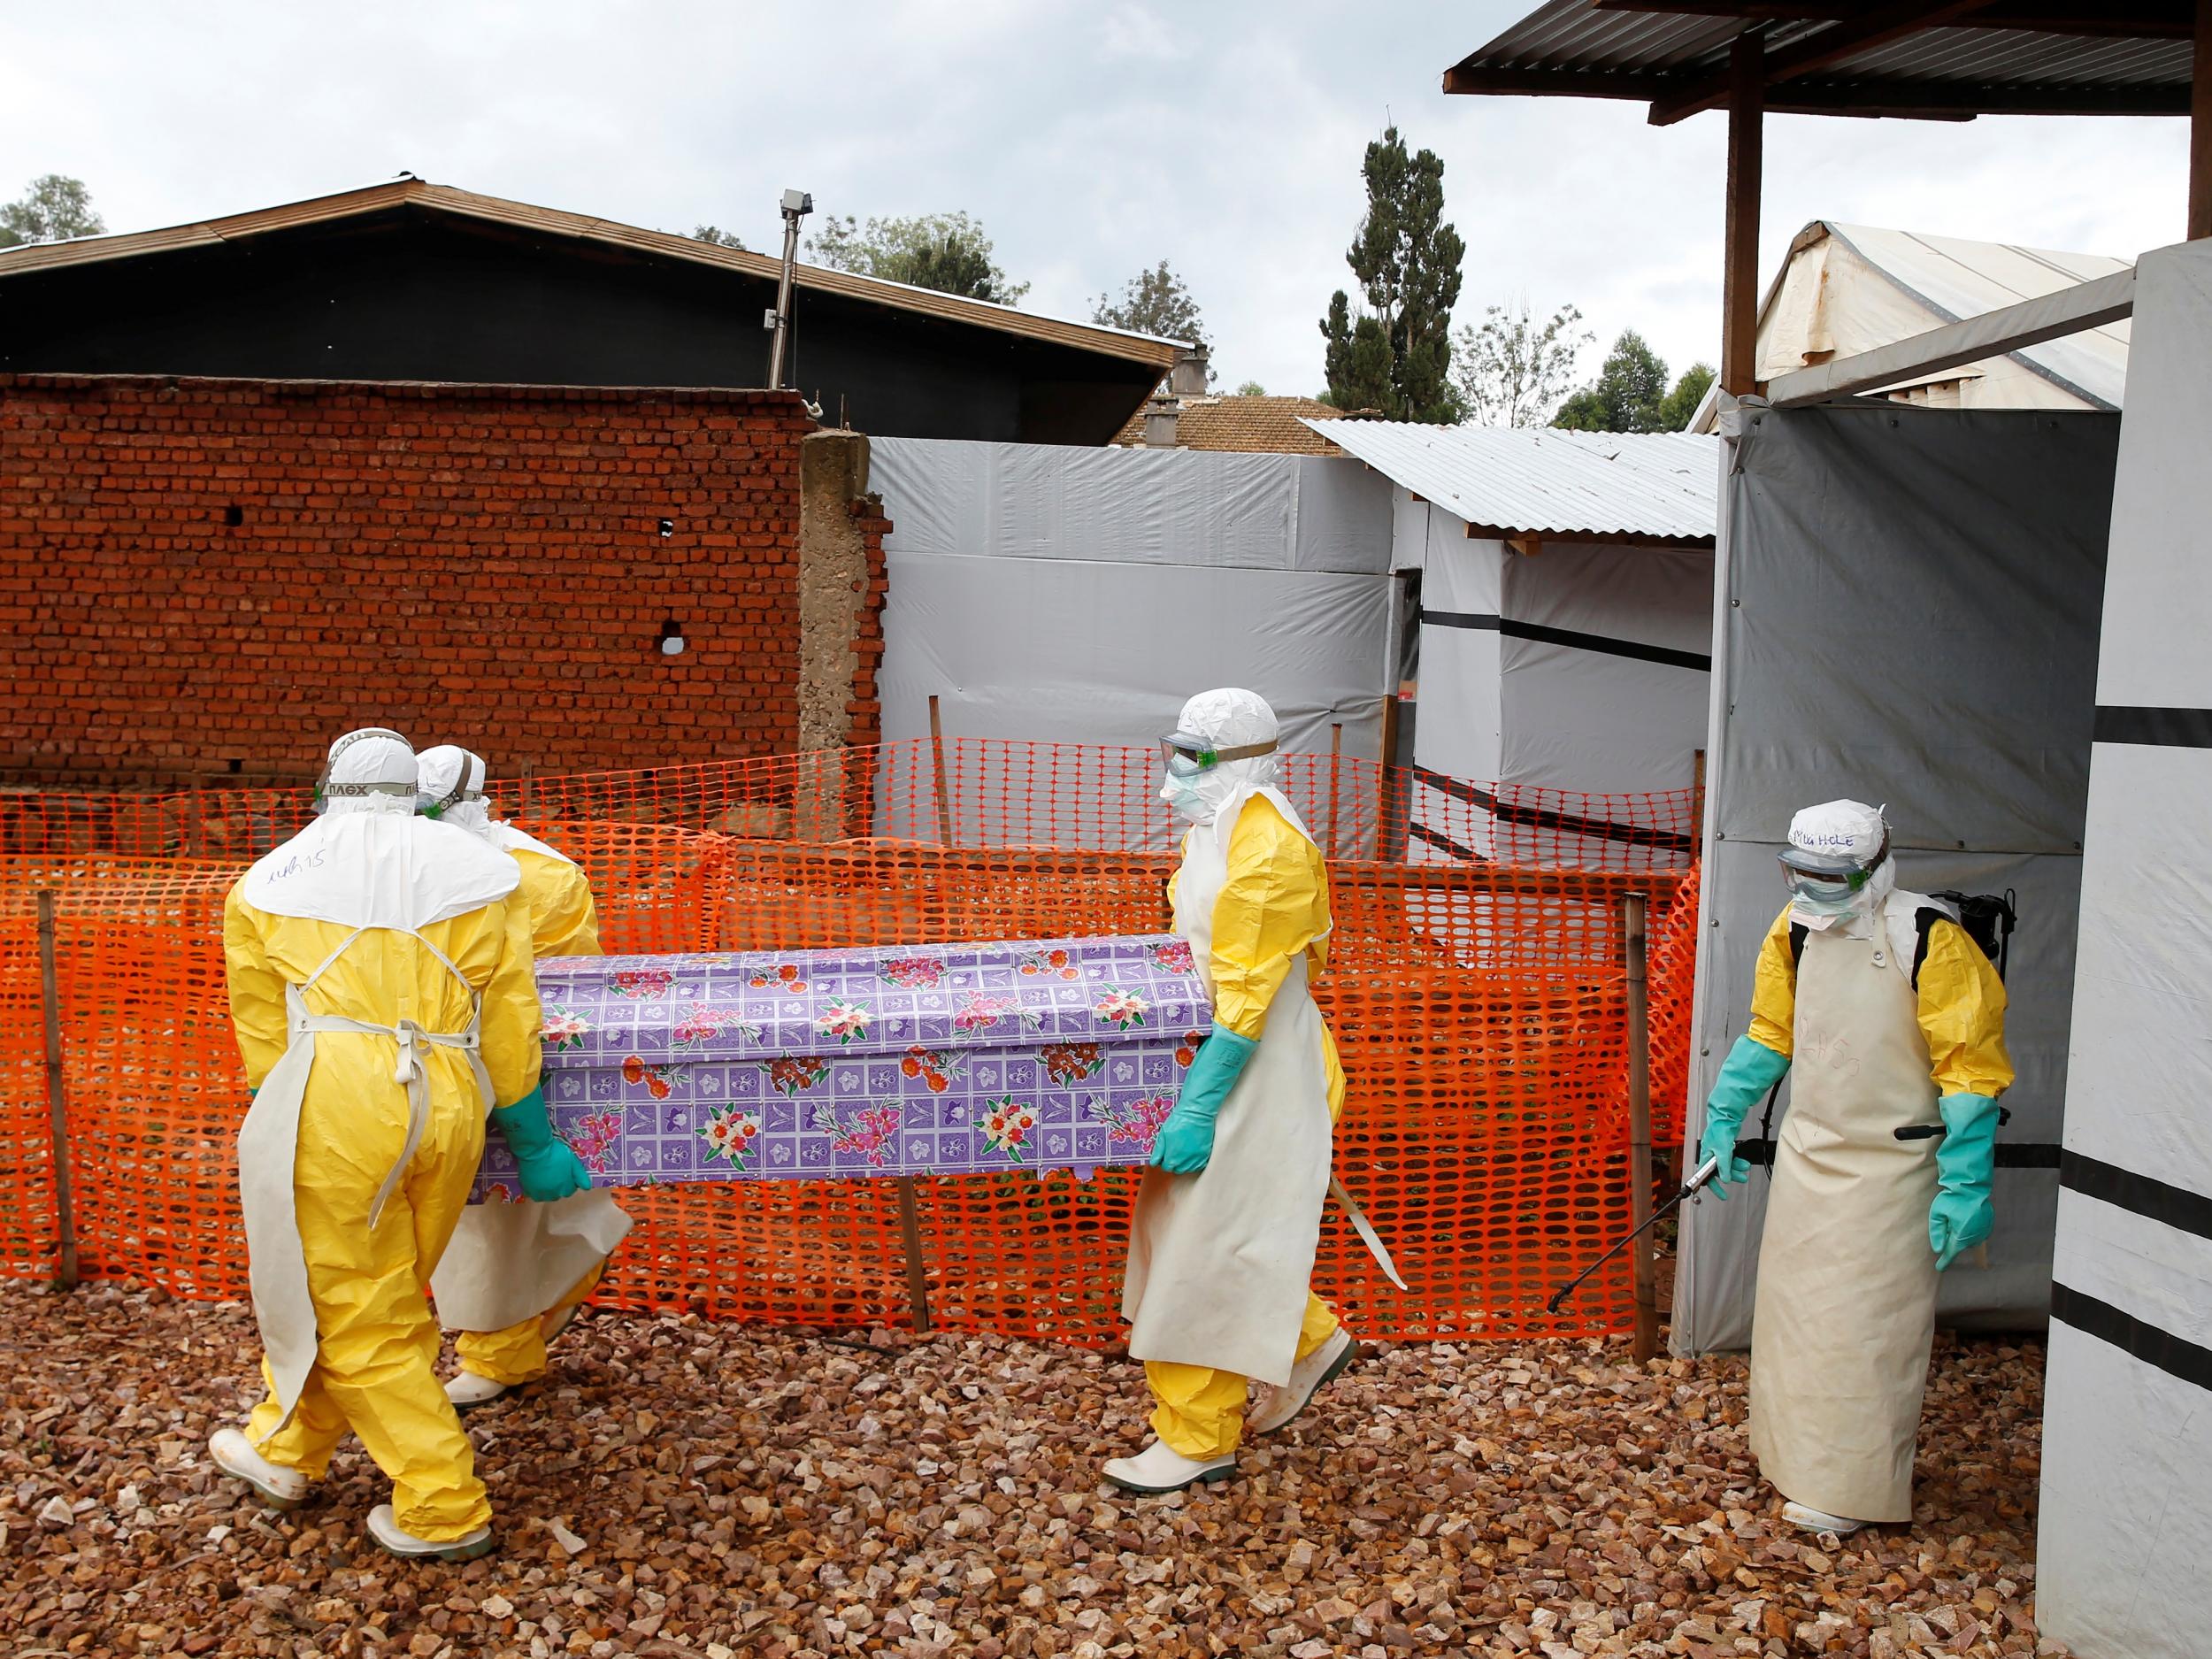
[{"xmin": 0, "ymin": 741, "xmax": 1699, "ymax": 1342}]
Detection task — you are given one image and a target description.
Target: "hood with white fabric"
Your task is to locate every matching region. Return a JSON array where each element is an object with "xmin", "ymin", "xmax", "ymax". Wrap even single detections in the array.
[
  {"xmin": 1161, "ymin": 687, "xmax": 1287, "ymax": 826},
  {"xmin": 417, "ymin": 742, "xmax": 575, "ymax": 866},
  {"xmin": 242, "ymin": 814, "xmax": 520, "ymax": 931}
]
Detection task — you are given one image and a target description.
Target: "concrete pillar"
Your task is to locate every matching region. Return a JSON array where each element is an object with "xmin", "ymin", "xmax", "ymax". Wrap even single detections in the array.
[{"xmin": 795, "ymin": 428, "xmax": 874, "ymax": 841}]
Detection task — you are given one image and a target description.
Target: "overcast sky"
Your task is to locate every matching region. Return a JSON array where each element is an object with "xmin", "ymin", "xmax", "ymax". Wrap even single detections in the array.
[{"xmin": 1, "ymin": 1, "xmax": 2190, "ymax": 399}]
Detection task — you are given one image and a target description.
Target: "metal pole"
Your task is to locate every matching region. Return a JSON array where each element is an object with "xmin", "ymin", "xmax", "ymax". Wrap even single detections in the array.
[
  {"xmin": 1624, "ymin": 891, "xmax": 1656, "ymax": 1363},
  {"xmin": 37, "ymin": 890, "xmax": 80, "ymax": 1290},
  {"xmin": 768, "ymin": 189, "xmax": 813, "ymax": 390},
  {"xmin": 927, "ymin": 695, "xmax": 955, "ymax": 846},
  {"xmin": 895, "ymin": 1178, "xmax": 933, "ymax": 1334}
]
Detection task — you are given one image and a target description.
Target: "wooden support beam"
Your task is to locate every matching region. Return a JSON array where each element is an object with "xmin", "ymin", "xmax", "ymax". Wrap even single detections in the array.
[
  {"xmin": 2194, "ymin": 0, "xmax": 2212, "ymax": 239},
  {"xmin": 1765, "ymin": 265, "xmax": 2135, "ymax": 407},
  {"xmin": 1441, "ymin": 63, "xmax": 1659, "ymax": 99},
  {"xmin": 1722, "ymin": 35, "xmax": 1764, "ymax": 398},
  {"xmin": 1648, "ymin": 1, "xmax": 1995, "ymax": 126},
  {"xmin": 1594, "ymin": 0, "xmax": 2194, "ymax": 40}
]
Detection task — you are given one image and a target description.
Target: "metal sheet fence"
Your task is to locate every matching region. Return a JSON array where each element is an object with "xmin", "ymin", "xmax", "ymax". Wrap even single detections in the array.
[{"xmin": 0, "ymin": 741, "xmax": 1697, "ymax": 1343}]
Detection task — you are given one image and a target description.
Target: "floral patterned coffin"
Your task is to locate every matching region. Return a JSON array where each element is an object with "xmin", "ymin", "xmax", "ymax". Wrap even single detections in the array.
[{"xmin": 470, "ymin": 934, "xmax": 1209, "ymax": 1197}]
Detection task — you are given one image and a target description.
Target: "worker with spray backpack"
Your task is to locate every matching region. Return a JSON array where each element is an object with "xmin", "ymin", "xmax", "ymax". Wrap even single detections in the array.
[{"xmin": 1698, "ymin": 800, "xmax": 2012, "ymax": 1536}]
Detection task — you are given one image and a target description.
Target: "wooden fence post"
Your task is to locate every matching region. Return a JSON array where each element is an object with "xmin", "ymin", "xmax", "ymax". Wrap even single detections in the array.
[
  {"xmin": 1624, "ymin": 890, "xmax": 1656, "ymax": 1363},
  {"xmin": 37, "ymin": 889, "xmax": 80, "ymax": 1290}
]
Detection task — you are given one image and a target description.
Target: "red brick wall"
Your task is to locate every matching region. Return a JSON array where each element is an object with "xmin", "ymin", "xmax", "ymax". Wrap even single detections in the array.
[
  {"xmin": 0, "ymin": 374, "xmax": 826, "ymax": 786},
  {"xmin": 847, "ymin": 495, "xmax": 892, "ymax": 751}
]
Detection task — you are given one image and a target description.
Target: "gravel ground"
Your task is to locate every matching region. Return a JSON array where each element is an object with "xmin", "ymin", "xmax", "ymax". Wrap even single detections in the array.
[{"xmin": 0, "ymin": 1280, "xmax": 2058, "ymax": 1658}]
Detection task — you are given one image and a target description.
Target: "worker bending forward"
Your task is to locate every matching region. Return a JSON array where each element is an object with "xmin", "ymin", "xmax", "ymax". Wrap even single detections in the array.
[
  {"xmin": 210, "ymin": 729, "xmax": 590, "ymax": 1561},
  {"xmin": 418, "ymin": 745, "xmax": 634, "ymax": 1408},
  {"xmin": 1700, "ymin": 799, "xmax": 2011, "ymax": 1535},
  {"xmin": 1110, "ymin": 688, "xmax": 1362, "ymax": 1494}
]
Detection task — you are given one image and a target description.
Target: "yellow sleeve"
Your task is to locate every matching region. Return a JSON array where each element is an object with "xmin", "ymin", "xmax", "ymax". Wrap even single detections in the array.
[
  {"xmin": 521, "ymin": 853, "xmax": 603, "ymax": 958},
  {"xmin": 1209, "ymin": 796, "xmax": 1332, "ymax": 1040},
  {"xmin": 1917, "ymin": 918, "xmax": 2014, "ymax": 1098},
  {"xmin": 221, "ymin": 882, "xmax": 289, "ymax": 1089},
  {"xmin": 1747, "ymin": 904, "xmax": 1798, "ymax": 1059},
  {"xmin": 478, "ymin": 896, "xmax": 545, "ymax": 1108}
]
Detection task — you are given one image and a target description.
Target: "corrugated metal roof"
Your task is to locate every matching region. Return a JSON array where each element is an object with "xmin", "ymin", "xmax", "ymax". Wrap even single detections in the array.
[
  {"xmin": 1448, "ymin": 3, "xmax": 2191, "ymax": 118},
  {"xmin": 0, "ymin": 179, "xmax": 1184, "ymax": 371},
  {"xmin": 1311, "ymin": 421, "xmax": 1718, "ymax": 541}
]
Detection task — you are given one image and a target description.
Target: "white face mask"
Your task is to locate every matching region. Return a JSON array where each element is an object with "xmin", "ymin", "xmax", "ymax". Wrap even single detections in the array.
[{"xmin": 1161, "ymin": 773, "xmax": 1211, "ymax": 823}]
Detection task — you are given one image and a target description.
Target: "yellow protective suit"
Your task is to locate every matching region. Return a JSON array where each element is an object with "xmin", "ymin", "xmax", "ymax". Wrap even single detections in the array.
[
  {"xmin": 1146, "ymin": 795, "xmax": 1347, "ymax": 1460},
  {"xmin": 224, "ymin": 887, "xmax": 543, "ymax": 1542},
  {"xmin": 1746, "ymin": 904, "xmax": 2015, "ymax": 1094},
  {"xmin": 452, "ymin": 846, "xmax": 607, "ymax": 1385}
]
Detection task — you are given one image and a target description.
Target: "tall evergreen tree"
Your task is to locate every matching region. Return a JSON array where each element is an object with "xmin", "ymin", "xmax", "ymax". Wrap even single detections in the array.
[
  {"xmin": 1319, "ymin": 126, "xmax": 1465, "ymax": 422},
  {"xmin": 1554, "ymin": 329, "xmax": 1671, "ymax": 433}
]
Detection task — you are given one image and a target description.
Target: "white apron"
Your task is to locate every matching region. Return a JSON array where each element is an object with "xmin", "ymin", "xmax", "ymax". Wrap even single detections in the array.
[
  {"xmin": 1748, "ymin": 919, "xmax": 1943, "ymax": 1523},
  {"xmin": 233, "ymin": 812, "xmax": 521, "ymax": 1443},
  {"xmin": 1121, "ymin": 786, "xmax": 1337, "ymax": 1387},
  {"xmin": 433, "ymin": 826, "xmax": 634, "ymax": 1333}
]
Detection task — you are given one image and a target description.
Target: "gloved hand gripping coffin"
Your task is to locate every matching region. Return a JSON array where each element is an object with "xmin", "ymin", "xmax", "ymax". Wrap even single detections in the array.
[{"xmin": 472, "ymin": 934, "xmax": 1210, "ymax": 1197}]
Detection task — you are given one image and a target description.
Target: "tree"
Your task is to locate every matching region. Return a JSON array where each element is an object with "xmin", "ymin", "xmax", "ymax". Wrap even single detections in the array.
[
  {"xmin": 1318, "ymin": 126, "xmax": 1464, "ymax": 423},
  {"xmin": 1094, "ymin": 259, "xmax": 1208, "ymax": 357},
  {"xmin": 1234, "ymin": 380, "xmax": 1267, "ymax": 397},
  {"xmin": 806, "ymin": 211, "xmax": 1028, "ymax": 305},
  {"xmin": 690, "ymin": 225, "xmax": 744, "ymax": 250},
  {"xmin": 1454, "ymin": 297, "xmax": 1592, "ymax": 428},
  {"xmin": 1659, "ymin": 361, "xmax": 1717, "ymax": 430},
  {"xmin": 1554, "ymin": 329, "xmax": 1671, "ymax": 433},
  {"xmin": 0, "ymin": 174, "xmax": 104, "ymax": 248}
]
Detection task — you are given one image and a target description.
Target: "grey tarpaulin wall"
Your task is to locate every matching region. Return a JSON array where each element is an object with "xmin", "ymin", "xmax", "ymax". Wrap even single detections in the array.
[
  {"xmin": 2039, "ymin": 239, "xmax": 2212, "ymax": 1659},
  {"xmin": 1674, "ymin": 401, "xmax": 2117, "ymax": 1353},
  {"xmin": 869, "ymin": 438, "xmax": 1394, "ymax": 852}
]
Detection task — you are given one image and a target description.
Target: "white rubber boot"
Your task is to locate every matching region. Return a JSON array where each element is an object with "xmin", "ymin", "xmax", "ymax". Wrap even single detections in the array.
[
  {"xmin": 1249, "ymin": 1328, "xmax": 1361, "ymax": 1435},
  {"xmin": 1783, "ymin": 1500, "xmax": 1867, "ymax": 1537},
  {"xmin": 443, "ymin": 1370, "xmax": 513, "ymax": 1410},
  {"xmin": 208, "ymin": 1427, "xmax": 308, "ymax": 1511},
  {"xmin": 367, "ymin": 1503, "xmax": 494, "ymax": 1562},
  {"xmin": 1102, "ymin": 1440, "xmax": 1237, "ymax": 1494}
]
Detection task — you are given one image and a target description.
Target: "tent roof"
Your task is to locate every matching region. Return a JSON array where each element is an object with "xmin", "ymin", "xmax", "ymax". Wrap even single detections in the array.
[
  {"xmin": 1443, "ymin": 2, "xmax": 2193, "ymax": 123},
  {"xmin": 1312, "ymin": 420, "xmax": 1718, "ymax": 541},
  {"xmin": 0, "ymin": 177, "xmax": 1185, "ymax": 373}
]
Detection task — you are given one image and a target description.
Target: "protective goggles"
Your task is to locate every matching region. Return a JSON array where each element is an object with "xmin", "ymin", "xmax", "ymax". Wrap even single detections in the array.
[
  {"xmin": 419, "ymin": 755, "xmax": 487, "ymax": 819},
  {"xmin": 1161, "ymin": 733, "xmax": 1278, "ymax": 778},
  {"xmin": 1776, "ymin": 831, "xmax": 1890, "ymax": 896}
]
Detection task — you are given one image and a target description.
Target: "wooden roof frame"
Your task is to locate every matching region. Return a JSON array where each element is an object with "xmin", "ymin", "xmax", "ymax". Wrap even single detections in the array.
[{"xmin": 1444, "ymin": 1, "xmax": 2212, "ymax": 399}]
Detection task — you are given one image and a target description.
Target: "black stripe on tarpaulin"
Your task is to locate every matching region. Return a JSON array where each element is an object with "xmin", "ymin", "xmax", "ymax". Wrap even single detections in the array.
[
  {"xmin": 1409, "ymin": 820, "xmax": 1485, "ymax": 863},
  {"xmin": 2093, "ymin": 705, "xmax": 2212, "ymax": 749},
  {"xmin": 2062, "ymin": 1151, "xmax": 2212, "ymax": 1240},
  {"xmin": 2052, "ymin": 1282, "xmax": 2212, "ymax": 1394},
  {"xmin": 1421, "ymin": 610, "xmax": 1713, "ymax": 672},
  {"xmin": 1738, "ymin": 1139, "xmax": 2062, "ymax": 1169},
  {"xmin": 1413, "ymin": 765, "xmax": 1701, "ymax": 853}
]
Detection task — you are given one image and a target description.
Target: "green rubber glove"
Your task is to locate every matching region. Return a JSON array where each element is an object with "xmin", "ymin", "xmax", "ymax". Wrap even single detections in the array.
[
  {"xmin": 491, "ymin": 1083, "xmax": 593, "ymax": 1203},
  {"xmin": 1930, "ymin": 1093, "xmax": 2000, "ymax": 1269},
  {"xmin": 1699, "ymin": 1034, "xmax": 1791, "ymax": 1200},
  {"xmin": 1150, "ymin": 1024, "xmax": 1258, "ymax": 1175}
]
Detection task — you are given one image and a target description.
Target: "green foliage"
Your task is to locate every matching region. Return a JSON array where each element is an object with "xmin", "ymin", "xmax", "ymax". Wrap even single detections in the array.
[
  {"xmin": 1659, "ymin": 361, "xmax": 1717, "ymax": 430},
  {"xmin": 1553, "ymin": 329, "xmax": 1672, "ymax": 432},
  {"xmin": 690, "ymin": 225, "xmax": 745, "ymax": 250},
  {"xmin": 1093, "ymin": 259, "xmax": 1208, "ymax": 356},
  {"xmin": 1455, "ymin": 298, "xmax": 1592, "ymax": 428},
  {"xmin": 0, "ymin": 174, "xmax": 104, "ymax": 248},
  {"xmin": 1318, "ymin": 126, "xmax": 1465, "ymax": 423},
  {"xmin": 806, "ymin": 211, "xmax": 1028, "ymax": 305},
  {"xmin": 1233, "ymin": 380, "xmax": 1267, "ymax": 397}
]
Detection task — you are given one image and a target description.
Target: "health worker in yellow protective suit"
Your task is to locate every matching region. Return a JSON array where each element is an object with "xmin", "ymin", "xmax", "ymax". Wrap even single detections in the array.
[
  {"xmin": 1698, "ymin": 799, "xmax": 2012, "ymax": 1537},
  {"xmin": 416, "ymin": 745, "xmax": 634, "ymax": 1408},
  {"xmin": 208, "ymin": 728, "xmax": 591, "ymax": 1562},
  {"xmin": 1110, "ymin": 688, "xmax": 1402, "ymax": 1494}
]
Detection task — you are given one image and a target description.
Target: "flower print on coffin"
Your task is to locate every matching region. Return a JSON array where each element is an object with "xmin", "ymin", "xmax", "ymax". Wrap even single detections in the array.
[{"xmin": 471, "ymin": 933, "xmax": 1210, "ymax": 1195}]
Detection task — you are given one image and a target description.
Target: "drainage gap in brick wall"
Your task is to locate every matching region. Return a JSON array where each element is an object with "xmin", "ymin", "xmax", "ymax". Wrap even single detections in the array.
[{"xmin": 657, "ymin": 618, "xmax": 687, "ymax": 657}]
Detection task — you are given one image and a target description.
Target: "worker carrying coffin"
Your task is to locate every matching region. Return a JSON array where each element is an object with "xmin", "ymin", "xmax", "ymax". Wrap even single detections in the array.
[
  {"xmin": 414, "ymin": 745, "xmax": 634, "ymax": 1410},
  {"xmin": 1698, "ymin": 799, "xmax": 2013, "ymax": 1537},
  {"xmin": 208, "ymin": 728, "xmax": 588, "ymax": 1561},
  {"xmin": 1110, "ymin": 688, "xmax": 1401, "ymax": 1495}
]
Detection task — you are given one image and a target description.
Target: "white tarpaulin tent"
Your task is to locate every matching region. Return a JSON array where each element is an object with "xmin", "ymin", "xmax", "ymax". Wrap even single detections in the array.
[
  {"xmin": 1316, "ymin": 421, "xmax": 1717, "ymax": 868},
  {"xmin": 868, "ymin": 438, "xmax": 1395, "ymax": 850},
  {"xmin": 2036, "ymin": 238, "xmax": 2212, "ymax": 1659},
  {"xmin": 1676, "ymin": 402, "xmax": 2118, "ymax": 1353}
]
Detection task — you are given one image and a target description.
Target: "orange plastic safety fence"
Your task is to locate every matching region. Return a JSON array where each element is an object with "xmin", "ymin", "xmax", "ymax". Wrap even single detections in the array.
[{"xmin": 0, "ymin": 741, "xmax": 1699, "ymax": 1346}]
